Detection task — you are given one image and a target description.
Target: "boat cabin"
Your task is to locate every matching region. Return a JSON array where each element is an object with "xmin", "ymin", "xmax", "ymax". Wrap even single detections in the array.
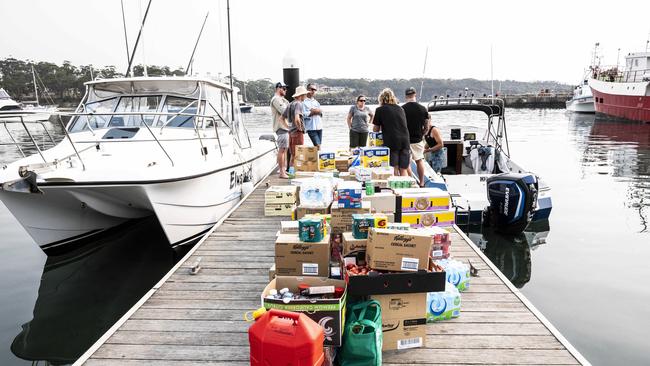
[
  {"xmin": 623, "ymin": 52, "xmax": 650, "ymax": 82},
  {"xmin": 67, "ymin": 77, "xmax": 241, "ymax": 133}
]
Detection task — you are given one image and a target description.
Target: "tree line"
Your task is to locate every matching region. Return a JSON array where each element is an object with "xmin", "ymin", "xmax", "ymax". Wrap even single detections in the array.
[{"xmin": 0, "ymin": 58, "xmax": 570, "ymax": 106}]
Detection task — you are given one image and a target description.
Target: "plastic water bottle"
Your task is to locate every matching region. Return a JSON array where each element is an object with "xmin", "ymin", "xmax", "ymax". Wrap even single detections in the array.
[
  {"xmin": 435, "ymin": 259, "xmax": 471, "ymax": 292},
  {"xmin": 288, "ymin": 166, "xmax": 295, "ymax": 179},
  {"xmin": 426, "ymin": 282, "xmax": 461, "ymax": 322}
]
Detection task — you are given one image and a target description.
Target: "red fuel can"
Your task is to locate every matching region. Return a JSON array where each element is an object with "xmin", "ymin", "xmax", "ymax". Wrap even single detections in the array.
[{"xmin": 249, "ymin": 309, "xmax": 325, "ymax": 366}]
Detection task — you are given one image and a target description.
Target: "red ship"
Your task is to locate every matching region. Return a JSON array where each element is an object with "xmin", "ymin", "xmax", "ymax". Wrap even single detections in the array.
[{"xmin": 589, "ymin": 51, "xmax": 650, "ymax": 122}]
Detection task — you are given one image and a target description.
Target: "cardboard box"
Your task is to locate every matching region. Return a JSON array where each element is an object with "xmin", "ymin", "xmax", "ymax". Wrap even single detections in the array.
[
  {"xmin": 261, "ymin": 276, "xmax": 347, "ymax": 346},
  {"xmin": 342, "ymin": 232, "xmax": 367, "ymax": 255},
  {"xmin": 275, "ymin": 234, "xmax": 330, "ymax": 277},
  {"xmin": 330, "ymin": 201, "xmax": 371, "ymax": 234},
  {"xmin": 295, "ymin": 159, "xmax": 318, "ymax": 172},
  {"xmin": 369, "ymin": 131, "xmax": 383, "ymax": 147},
  {"xmin": 335, "ymin": 157, "xmax": 349, "ymax": 172},
  {"xmin": 265, "ymin": 185, "xmax": 299, "ymax": 204},
  {"xmin": 362, "ymin": 191, "xmax": 397, "ymax": 213},
  {"xmin": 401, "ymin": 210, "xmax": 456, "ymax": 228},
  {"xmin": 294, "ymin": 203, "xmax": 332, "ymax": 220},
  {"xmin": 395, "ymin": 188, "xmax": 451, "ymax": 212},
  {"xmin": 296, "ymin": 145, "xmax": 319, "ymax": 162},
  {"xmin": 366, "ymin": 228, "xmax": 432, "ymax": 272},
  {"xmin": 269, "ymin": 264, "xmax": 276, "ymax": 281},
  {"xmin": 265, "ymin": 203, "xmax": 294, "ymax": 217},
  {"xmin": 360, "ymin": 147, "xmax": 390, "ymax": 168},
  {"xmin": 371, "ymin": 167, "xmax": 393, "ymax": 180},
  {"xmin": 371, "ymin": 292, "xmax": 427, "ymax": 350},
  {"xmin": 280, "ymin": 220, "xmax": 300, "ymax": 234},
  {"xmin": 319, "ymin": 151, "xmax": 336, "ymax": 171}
]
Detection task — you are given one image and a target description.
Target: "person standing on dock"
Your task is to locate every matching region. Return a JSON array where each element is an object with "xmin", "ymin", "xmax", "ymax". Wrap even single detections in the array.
[
  {"xmin": 373, "ymin": 88, "xmax": 410, "ymax": 176},
  {"xmin": 270, "ymin": 82, "xmax": 290, "ymax": 178},
  {"xmin": 284, "ymin": 85, "xmax": 308, "ymax": 169},
  {"xmin": 402, "ymin": 87, "xmax": 430, "ymax": 186},
  {"xmin": 303, "ymin": 83, "xmax": 323, "ymax": 148},
  {"xmin": 347, "ymin": 95, "xmax": 373, "ymax": 149}
]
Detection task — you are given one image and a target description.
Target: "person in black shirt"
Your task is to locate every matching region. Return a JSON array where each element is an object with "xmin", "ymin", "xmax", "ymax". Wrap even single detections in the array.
[
  {"xmin": 372, "ymin": 88, "xmax": 410, "ymax": 176},
  {"xmin": 402, "ymin": 87, "xmax": 430, "ymax": 186}
]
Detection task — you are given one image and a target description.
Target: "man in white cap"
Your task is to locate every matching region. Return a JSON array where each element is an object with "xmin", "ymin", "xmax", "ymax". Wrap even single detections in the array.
[
  {"xmin": 402, "ymin": 87, "xmax": 430, "ymax": 187},
  {"xmin": 283, "ymin": 85, "xmax": 308, "ymax": 169},
  {"xmin": 270, "ymin": 82, "xmax": 289, "ymax": 178}
]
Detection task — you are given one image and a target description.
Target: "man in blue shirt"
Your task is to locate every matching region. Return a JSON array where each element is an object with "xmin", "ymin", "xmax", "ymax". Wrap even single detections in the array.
[{"xmin": 303, "ymin": 83, "xmax": 323, "ymax": 148}]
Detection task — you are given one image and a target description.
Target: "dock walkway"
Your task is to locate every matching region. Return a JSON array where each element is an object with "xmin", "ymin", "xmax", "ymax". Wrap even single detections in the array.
[{"xmin": 77, "ymin": 174, "xmax": 589, "ymax": 365}]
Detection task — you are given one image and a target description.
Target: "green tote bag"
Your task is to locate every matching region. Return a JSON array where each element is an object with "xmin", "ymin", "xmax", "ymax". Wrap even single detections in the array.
[{"xmin": 340, "ymin": 299, "xmax": 382, "ymax": 366}]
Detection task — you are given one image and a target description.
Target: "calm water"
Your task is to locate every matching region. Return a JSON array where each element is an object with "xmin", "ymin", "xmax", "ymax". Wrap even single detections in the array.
[{"xmin": 1, "ymin": 106, "xmax": 649, "ymax": 365}]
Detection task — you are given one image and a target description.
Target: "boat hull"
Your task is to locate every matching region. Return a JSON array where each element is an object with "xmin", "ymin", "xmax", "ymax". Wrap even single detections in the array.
[
  {"xmin": 0, "ymin": 146, "xmax": 277, "ymax": 251},
  {"xmin": 565, "ymin": 97, "xmax": 595, "ymax": 113},
  {"xmin": 589, "ymin": 79, "xmax": 650, "ymax": 122}
]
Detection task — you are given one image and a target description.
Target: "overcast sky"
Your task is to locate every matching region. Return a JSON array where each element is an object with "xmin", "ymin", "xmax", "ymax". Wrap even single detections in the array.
[{"xmin": 1, "ymin": 0, "xmax": 648, "ymax": 84}]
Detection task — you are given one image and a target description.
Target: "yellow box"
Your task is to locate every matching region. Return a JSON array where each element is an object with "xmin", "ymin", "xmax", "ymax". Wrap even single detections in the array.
[
  {"xmin": 369, "ymin": 132, "xmax": 384, "ymax": 147},
  {"xmin": 318, "ymin": 151, "xmax": 336, "ymax": 171},
  {"xmin": 264, "ymin": 203, "xmax": 294, "ymax": 217},
  {"xmin": 401, "ymin": 210, "xmax": 456, "ymax": 228},
  {"xmin": 360, "ymin": 147, "xmax": 390, "ymax": 168},
  {"xmin": 396, "ymin": 188, "xmax": 451, "ymax": 212},
  {"xmin": 265, "ymin": 185, "xmax": 299, "ymax": 204}
]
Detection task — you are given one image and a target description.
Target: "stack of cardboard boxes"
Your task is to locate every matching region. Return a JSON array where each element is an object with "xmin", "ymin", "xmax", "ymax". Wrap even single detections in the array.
[{"xmin": 264, "ymin": 185, "xmax": 298, "ymax": 217}]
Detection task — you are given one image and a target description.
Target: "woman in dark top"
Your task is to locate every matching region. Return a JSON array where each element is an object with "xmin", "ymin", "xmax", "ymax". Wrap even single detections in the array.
[
  {"xmin": 372, "ymin": 88, "xmax": 411, "ymax": 176},
  {"xmin": 424, "ymin": 124, "xmax": 445, "ymax": 173}
]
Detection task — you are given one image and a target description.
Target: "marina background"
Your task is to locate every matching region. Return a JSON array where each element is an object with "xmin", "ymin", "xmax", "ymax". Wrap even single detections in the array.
[{"xmin": 0, "ymin": 105, "xmax": 648, "ymax": 365}]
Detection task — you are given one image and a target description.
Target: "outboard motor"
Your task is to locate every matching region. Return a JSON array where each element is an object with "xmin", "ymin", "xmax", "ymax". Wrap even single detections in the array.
[{"xmin": 485, "ymin": 173, "xmax": 538, "ymax": 234}]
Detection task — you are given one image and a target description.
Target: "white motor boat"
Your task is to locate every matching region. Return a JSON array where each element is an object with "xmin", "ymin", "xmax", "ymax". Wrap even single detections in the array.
[
  {"xmin": 565, "ymin": 79, "xmax": 595, "ymax": 113},
  {"xmin": 0, "ymin": 88, "xmax": 54, "ymax": 122},
  {"xmin": 420, "ymin": 97, "xmax": 552, "ymax": 231},
  {"xmin": 0, "ymin": 76, "xmax": 278, "ymax": 251}
]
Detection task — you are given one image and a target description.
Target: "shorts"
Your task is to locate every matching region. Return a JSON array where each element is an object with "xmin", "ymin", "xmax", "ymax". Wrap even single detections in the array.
[
  {"xmin": 426, "ymin": 148, "xmax": 447, "ymax": 173},
  {"xmin": 410, "ymin": 141, "xmax": 425, "ymax": 161},
  {"xmin": 307, "ymin": 130, "xmax": 322, "ymax": 146},
  {"xmin": 276, "ymin": 132, "xmax": 289, "ymax": 149},
  {"xmin": 349, "ymin": 130, "xmax": 368, "ymax": 148},
  {"xmin": 390, "ymin": 148, "xmax": 410, "ymax": 170},
  {"xmin": 289, "ymin": 130, "xmax": 304, "ymax": 157}
]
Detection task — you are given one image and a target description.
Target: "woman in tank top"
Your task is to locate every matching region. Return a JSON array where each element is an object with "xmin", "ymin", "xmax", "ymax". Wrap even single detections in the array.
[
  {"xmin": 347, "ymin": 95, "xmax": 374, "ymax": 148},
  {"xmin": 424, "ymin": 124, "xmax": 445, "ymax": 173}
]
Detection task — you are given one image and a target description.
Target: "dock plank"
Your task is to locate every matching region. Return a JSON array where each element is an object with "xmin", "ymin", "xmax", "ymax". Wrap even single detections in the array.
[{"xmin": 81, "ymin": 174, "xmax": 587, "ymax": 365}]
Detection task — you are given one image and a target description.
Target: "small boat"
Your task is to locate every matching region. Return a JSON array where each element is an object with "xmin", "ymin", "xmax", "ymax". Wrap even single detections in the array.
[
  {"xmin": 566, "ymin": 79, "xmax": 595, "ymax": 113},
  {"xmin": 0, "ymin": 87, "xmax": 54, "ymax": 122},
  {"xmin": 239, "ymin": 101, "xmax": 254, "ymax": 113},
  {"xmin": 0, "ymin": 76, "xmax": 278, "ymax": 252},
  {"xmin": 420, "ymin": 97, "xmax": 553, "ymax": 232},
  {"xmin": 589, "ymin": 50, "xmax": 650, "ymax": 122}
]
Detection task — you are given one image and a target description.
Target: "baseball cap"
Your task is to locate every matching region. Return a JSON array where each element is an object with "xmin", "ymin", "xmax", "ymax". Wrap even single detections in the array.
[
  {"xmin": 275, "ymin": 82, "xmax": 287, "ymax": 88},
  {"xmin": 405, "ymin": 87, "xmax": 417, "ymax": 96}
]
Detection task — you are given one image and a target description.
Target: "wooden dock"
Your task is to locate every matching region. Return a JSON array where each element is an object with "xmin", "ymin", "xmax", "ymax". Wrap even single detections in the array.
[{"xmin": 75, "ymin": 174, "xmax": 590, "ymax": 366}]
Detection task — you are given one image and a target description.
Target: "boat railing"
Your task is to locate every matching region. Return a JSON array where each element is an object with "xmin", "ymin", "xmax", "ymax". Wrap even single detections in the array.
[
  {"xmin": 428, "ymin": 96, "xmax": 505, "ymax": 108},
  {"xmin": 0, "ymin": 110, "xmax": 229, "ymax": 171},
  {"xmin": 593, "ymin": 67, "xmax": 650, "ymax": 83}
]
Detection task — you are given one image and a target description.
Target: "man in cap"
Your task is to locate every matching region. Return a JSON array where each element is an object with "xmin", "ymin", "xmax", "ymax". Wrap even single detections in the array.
[
  {"xmin": 303, "ymin": 83, "xmax": 323, "ymax": 148},
  {"xmin": 270, "ymin": 82, "xmax": 290, "ymax": 178},
  {"xmin": 402, "ymin": 87, "xmax": 431, "ymax": 187},
  {"xmin": 283, "ymin": 85, "xmax": 308, "ymax": 169}
]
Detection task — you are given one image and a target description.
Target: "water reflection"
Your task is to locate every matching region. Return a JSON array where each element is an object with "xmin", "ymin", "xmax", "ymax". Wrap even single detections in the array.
[
  {"xmin": 569, "ymin": 114, "xmax": 650, "ymax": 232},
  {"xmin": 10, "ymin": 217, "xmax": 189, "ymax": 365},
  {"xmin": 462, "ymin": 220, "xmax": 550, "ymax": 288}
]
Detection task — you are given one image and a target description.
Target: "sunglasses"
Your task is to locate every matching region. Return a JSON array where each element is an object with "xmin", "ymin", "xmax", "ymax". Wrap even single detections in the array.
[{"xmin": 358, "ymin": 99, "xmax": 366, "ymax": 102}]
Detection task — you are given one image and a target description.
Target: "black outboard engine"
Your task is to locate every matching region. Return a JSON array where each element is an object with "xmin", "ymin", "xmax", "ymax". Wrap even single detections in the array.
[{"xmin": 485, "ymin": 173, "xmax": 538, "ymax": 234}]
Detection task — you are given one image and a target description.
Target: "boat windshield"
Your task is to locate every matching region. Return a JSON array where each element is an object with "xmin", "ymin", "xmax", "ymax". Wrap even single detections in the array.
[
  {"xmin": 68, "ymin": 95, "xmax": 204, "ymax": 132},
  {"xmin": 0, "ymin": 88, "xmax": 11, "ymax": 99}
]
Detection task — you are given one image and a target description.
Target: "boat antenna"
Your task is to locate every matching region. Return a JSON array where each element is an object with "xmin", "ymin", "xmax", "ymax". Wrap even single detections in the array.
[
  {"xmin": 125, "ymin": 0, "xmax": 152, "ymax": 77},
  {"xmin": 226, "ymin": 0, "xmax": 235, "ymax": 123},
  {"xmin": 419, "ymin": 46, "xmax": 428, "ymax": 99},
  {"xmin": 31, "ymin": 65, "xmax": 39, "ymax": 106},
  {"xmin": 139, "ymin": 0, "xmax": 148, "ymax": 77},
  {"xmin": 185, "ymin": 12, "xmax": 210, "ymax": 76},
  {"xmin": 120, "ymin": 0, "xmax": 131, "ymax": 68},
  {"xmin": 490, "ymin": 44, "xmax": 494, "ymax": 102}
]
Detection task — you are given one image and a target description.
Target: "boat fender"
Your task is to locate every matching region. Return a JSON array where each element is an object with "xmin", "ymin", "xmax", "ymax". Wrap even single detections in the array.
[{"xmin": 242, "ymin": 181, "xmax": 255, "ymax": 196}]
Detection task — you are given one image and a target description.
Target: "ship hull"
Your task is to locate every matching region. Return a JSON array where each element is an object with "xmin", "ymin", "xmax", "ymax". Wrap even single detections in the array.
[{"xmin": 589, "ymin": 79, "xmax": 650, "ymax": 122}]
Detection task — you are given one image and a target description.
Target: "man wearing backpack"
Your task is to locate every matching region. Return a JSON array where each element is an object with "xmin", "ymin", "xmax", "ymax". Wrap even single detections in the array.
[
  {"xmin": 283, "ymin": 85, "xmax": 308, "ymax": 169},
  {"xmin": 270, "ymin": 82, "xmax": 290, "ymax": 178}
]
